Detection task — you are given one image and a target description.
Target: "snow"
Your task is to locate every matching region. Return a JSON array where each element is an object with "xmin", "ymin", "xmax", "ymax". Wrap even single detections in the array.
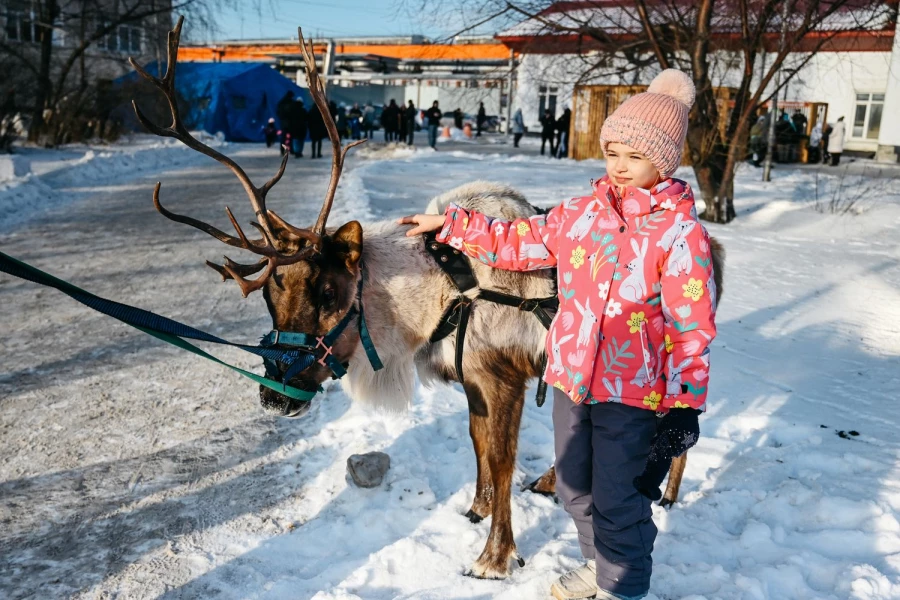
[{"xmin": 2, "ymin": 138, "xmax": 900, "ymax": 600}]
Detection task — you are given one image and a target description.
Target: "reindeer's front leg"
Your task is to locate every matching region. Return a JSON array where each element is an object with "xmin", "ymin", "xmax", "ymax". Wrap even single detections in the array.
[
  {"xmin": 465, "ymin": 385, "xmax": 493, "ymax": 523},
  {"xmin": 464, "ymin": 372, "xmax": 526, "ymax": 579}
]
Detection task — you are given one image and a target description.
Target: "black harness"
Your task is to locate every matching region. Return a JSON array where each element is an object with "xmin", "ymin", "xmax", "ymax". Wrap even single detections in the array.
[{"xmin": 423, "ymin": 232, "xmax": 559, "ymax": 407}]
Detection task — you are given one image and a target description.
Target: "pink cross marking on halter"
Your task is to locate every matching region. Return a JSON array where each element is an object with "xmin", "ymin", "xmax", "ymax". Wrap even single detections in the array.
[{"xmin": 315, "ymin": 336, "xmax": 333, "ymax": 367}]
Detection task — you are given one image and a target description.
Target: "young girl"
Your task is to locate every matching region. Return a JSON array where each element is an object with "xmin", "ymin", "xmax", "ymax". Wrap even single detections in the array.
[{"xmin": 400, "ymin": 69, "xmax": 716, "ymax": 600}]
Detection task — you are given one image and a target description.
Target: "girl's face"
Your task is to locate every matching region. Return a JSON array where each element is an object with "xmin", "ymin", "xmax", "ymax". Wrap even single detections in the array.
[{"xmin": 605, "ymin": 142, "xmax": 660, "ymax": 190}]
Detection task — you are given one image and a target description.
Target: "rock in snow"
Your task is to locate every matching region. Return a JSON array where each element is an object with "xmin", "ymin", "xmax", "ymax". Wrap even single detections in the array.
[{"xmin": 347, "ymin": 451, "xmax": 391, "ymax": 488}]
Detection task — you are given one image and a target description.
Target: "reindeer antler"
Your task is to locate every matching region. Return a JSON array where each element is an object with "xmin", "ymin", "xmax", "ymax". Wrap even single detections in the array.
[
  {"xmin": 129, "ymin": 16, "xmax": 329, "ymax": 297},
  {"xmin": 297, "ymin": 28, "xmax": 366, "ymax": 236}
]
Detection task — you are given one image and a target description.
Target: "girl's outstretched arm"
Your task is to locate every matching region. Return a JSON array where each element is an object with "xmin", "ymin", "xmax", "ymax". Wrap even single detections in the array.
[{"xmin": 411, "ymin": 203, "xmax": 564, "ymax": 272}]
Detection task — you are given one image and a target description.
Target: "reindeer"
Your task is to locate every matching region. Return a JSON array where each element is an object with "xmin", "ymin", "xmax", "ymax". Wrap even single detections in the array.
[{"xmin": 131, "ymin": 18, "xmax": 724, "ymax": 579}]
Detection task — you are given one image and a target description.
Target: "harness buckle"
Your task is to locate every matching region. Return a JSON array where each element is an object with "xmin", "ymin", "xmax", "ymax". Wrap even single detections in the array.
[{"xmin": 315, "ymin": 336, "xmax": 334, "ymax": 368}]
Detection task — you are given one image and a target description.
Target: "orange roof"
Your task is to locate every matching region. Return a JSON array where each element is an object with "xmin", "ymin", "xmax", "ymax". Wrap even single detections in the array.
[{"xmin": 180, "ymin": 42, "xmax": 511, "ymax": 62}]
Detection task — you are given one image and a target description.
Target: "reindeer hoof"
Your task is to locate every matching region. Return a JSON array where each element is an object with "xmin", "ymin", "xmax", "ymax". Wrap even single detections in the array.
[
  {"xmin": 465, "ymin": 509, "xmax": 484, "ymax": 524},
  {"xmin": 659, "ymin": 497, "xmax": 676, "ymax": 510},
  {"xmin": 466, "ymin": 549, "xmax": 520, "ymax": 579}
]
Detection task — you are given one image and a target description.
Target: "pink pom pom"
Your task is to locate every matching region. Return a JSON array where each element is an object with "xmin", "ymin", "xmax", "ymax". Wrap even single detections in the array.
[{"xmin": 647, "ymin": 69, "xmax": 696, "ymax": 109}]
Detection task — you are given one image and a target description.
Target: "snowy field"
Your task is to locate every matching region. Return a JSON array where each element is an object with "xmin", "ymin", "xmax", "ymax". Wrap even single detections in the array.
[{"xmin": 1, "ymin": 138, "xmax": 900, "ymax": 600}]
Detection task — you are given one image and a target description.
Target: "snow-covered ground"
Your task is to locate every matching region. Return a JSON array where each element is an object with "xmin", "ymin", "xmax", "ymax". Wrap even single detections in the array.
[{"xmin": 1, "ymin": 139, "xmax": 900, "ymax": 600}]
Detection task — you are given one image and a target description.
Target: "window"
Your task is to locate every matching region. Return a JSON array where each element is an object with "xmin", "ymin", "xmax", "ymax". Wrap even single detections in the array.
[
  {"xmin": 98, "ymin": 23, "xmax": 142, "ymax": 53},
  {"xmin": 5, "ymin": 9, "xmax": 36, "ymax": 42},
  {"xmin": 852, "ymin": 92, "xmax": 884, "ymax": 139},
  {"xmin": 538, "ymin": 85, "xmax": 558, "ymax": 117}
]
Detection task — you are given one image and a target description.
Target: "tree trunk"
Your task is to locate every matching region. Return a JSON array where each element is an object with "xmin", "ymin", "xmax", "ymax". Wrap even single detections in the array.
[{"xmin": 27, "ymin": 0, "xmax": 59, "ymax": 144}]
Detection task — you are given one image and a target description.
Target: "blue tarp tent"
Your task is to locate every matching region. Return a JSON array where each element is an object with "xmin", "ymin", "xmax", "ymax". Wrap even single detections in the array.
[{"xmin": 118, "ymin": 62, "xmax": 312, "ymax": 142}]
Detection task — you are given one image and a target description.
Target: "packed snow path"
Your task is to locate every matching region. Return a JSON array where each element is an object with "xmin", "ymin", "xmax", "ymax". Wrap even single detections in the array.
[{"xmin": 1, "ymin": 141, "xmax": 900, "ymax": 599}]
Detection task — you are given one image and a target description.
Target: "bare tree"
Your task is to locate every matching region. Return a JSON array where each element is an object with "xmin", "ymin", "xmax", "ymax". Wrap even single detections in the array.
[
  {"xmin": 0, "ymin": 0, "xmax": 259, "ymax": 146},
  {"xmin": 411, "ymin": 0, "xmax": 894, "ymax": 223}
]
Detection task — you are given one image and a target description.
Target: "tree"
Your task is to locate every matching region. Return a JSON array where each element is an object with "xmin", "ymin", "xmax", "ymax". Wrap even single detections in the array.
[
  {"xmin": 0, "ymin": 0, "xmax": 250, "ymax": 146},
  {"xmin": 416, "ymin": 0, "xmax": 894, "ymax": 223}
]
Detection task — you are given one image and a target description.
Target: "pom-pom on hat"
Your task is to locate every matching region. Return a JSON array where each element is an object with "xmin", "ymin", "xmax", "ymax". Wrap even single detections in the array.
[{"xmin": 600, "ymin": 69, "xmax": 695, "ymax": 178}]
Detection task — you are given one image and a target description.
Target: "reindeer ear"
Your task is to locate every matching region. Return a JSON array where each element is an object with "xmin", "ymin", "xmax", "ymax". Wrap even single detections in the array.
[{"xmin": 332, "ymin": 221, "xmax": 363, "ymax": 270}]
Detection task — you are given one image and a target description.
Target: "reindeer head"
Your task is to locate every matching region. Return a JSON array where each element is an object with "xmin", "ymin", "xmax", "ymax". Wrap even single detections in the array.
[{"xmin": 131, "ymin": 18, "xmax": 367, "ymax": 419}]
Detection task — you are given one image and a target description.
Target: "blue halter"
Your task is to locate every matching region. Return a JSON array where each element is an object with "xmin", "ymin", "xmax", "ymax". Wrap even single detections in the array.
[{"xmin": 259, "ymin": 273, "xmax": 383, "ymax": 394}]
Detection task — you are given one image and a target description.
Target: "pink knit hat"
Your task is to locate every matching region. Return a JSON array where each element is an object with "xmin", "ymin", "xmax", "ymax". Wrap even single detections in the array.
[{"xmin": 600, "ymin": 69, "xmax": 696, "ymax": 178}]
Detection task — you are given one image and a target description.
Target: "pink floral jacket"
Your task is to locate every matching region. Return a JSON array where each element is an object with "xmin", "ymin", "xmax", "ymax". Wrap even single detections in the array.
[{"xmin": 436, "ymin": 176, "xmax": 717, "ymax": 412}]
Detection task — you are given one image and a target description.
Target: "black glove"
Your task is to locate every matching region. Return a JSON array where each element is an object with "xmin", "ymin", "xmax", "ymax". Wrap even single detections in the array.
[{"xmin": 633, "ymin": 408, "xmax": 701, "ymax": 501}]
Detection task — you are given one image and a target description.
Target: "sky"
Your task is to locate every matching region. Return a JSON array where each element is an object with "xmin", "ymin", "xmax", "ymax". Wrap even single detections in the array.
[{"xmin": 213, "ymin": 0, "xmax": 458, "ymax": 41}]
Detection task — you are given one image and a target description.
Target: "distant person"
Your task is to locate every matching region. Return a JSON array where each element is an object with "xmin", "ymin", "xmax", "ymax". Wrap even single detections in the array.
[
  {"xmin": 555, "ymin": 107, "xmax": 571, "ymax": 158},
  {"xmin": 276, "ymin": 91, "xmax": 295, "ymax": 154},
  {"xmin": 399, "ymin": 102, "xmax": 408, "ymax": 144},
  {"xmin": 453, "ymin": 107, "xmax": 463, "ymax": 130},
  {"xmin": 808, "ymin": 121, "xmax": 823, "ymax": 164},
  {"xmin": 540, "ymin": 109, "xmax": 556, "ymax": 156},
  {"xmin": 791, "ymin": 109, "xmax": 808, "ymax": 136},
  {"xmin": 349, "ymin": 103, "xmax": 363, "ymax": 140},
  {"xmin": 288, "ymin": 98, "xmax": 308, "ymax": 158},
  {"xmin": 362, "ymin": 102, "xmax": 375, "ymax": 140},
  {"xmin": 336, "ymin": 105, "xmax": 348, "ymax": 140},
  {"xmin": 827, "ymin": 116, "xmax": 845, "ymax": 166},
  {"xmin": 476, "ymin": 102, "xmax": 486, "ymax": 137},
  {"xmin": 511, "ymin": 107, "xmax": 525, "ymax": 148},
  {"xmin": 263, "ymin": 118, "xmax": 278, "ymax": 148},
  {"xmin": 383, "ymin": 99, "xmax": 400, "ymax": 142},
  {"xmin": 308, "ymin": 103, "xmax": 327, "ymax": 159},
  {"xmin": 822, "ymin": 122, "xmax": 832, "ymax": 164},
  {"xmin": 425, "ymin": 100, "xmax": 442, "ymax": 149},
  {"xmin": 406, "ymin": 100, "xmax": 417, "ymax": 145}
]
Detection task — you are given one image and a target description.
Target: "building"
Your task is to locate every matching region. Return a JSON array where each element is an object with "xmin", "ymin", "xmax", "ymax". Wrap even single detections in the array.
[
  {"xmin": 1, "ymin": 0, "xmax": 171, "ymax": 138},
  {"xmin": 496, "ymin": 0, "xmax": 900, "ymax": 158},
  {"xmin": 181, "ymin": 36, "xmax": 514, "ymax": 119}
]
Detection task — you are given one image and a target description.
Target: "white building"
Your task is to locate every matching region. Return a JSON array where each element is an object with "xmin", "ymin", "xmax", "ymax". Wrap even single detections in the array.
[{"xmin": 497, "ymin": 1, "xmax": 899, "ymax": 157}]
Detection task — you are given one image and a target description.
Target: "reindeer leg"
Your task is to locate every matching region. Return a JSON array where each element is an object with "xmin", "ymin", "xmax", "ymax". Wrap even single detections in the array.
[
  {"xmin": 523, "ymin": 465, "xmax": 557, "ymax": 498},
  {"xmin": 464, "ymin": 384, "xmax": 493, "ymax": 523},
  {"xmin": 466, "ymin": 370, "xmax": 526, "ymax": 579},
  {"xmin": 660, "ymin": 452, "xmax": 688, "ymax": 509}
]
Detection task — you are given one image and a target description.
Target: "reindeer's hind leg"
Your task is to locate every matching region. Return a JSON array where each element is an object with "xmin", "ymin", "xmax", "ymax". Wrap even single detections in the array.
[
  {"xmin": 464, "ymin": 361, "xmax": 527, "ymax": 579},
  {"xmin": 524, "ymin": 465, "xmax": 557, "ymax": 497},
  {"xmin": 660, "ymin": 452, "xmax": 688, "ymax": 509}
]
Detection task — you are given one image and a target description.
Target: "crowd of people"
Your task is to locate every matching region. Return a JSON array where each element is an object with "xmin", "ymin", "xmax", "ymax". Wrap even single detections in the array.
[
  {"xmin": 748, "ymin": 107, "xmax": 846, "ymax": 167},
  {"xmin": 268, "ymin": 93, "xmax": 575, "ymax": 158}
]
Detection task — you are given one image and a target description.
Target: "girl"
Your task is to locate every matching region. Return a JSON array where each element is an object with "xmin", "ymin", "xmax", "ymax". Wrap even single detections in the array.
[{"xmin": 400, "ymin": 69, "xmax": 717, "ymax": 600}]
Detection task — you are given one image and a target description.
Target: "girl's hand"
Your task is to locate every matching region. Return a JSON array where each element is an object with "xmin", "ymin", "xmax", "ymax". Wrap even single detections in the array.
[{"xmin": 397, "ymin": 214, "xmax": 446, "ymax": 237}]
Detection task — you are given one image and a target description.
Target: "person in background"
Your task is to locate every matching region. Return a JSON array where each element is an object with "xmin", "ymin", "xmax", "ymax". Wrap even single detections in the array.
[
  {"xmin": 511, "ymin": 107, "xmax": 525, "ymax": 148},
  {"xmin": 307, "ymin": 103, "xmax": 327, "ymax": 159},
  {"xmin": 477, "ymin": 102, "xmax": 487, "ymax": 137},
  {"xmin": 263, "ymin": 118, "xmax": 278, "ymax": 148},
  {"xmin": 399, "ymin": 101, "xmax": 409, "ymax": 145},
  {"xmin": 406, "ymin": 100, "xmax": 417, "ymax": 145},
  {"xmin": 827, "ymin": 116, "xmax": 845, "ymax": 166},
  {"xmin": 349, "ymin": 103, "xmax": 363, "ymax": 140},
  {"xmin": 453, "ymin": 107, "xmax": 464, "ymax": 130},
  {"xmin": 276, "ymin": 90, "xmax": 294, "ymax": 155},
  {"xmin": 363, "ymin": 102, "xmax": 376, "ymax": 140},
  {"xmin": 555, "ymin": 107, "xmax": 571, "ymax": 158},
  {"xmin": 426, "ymin": 100, "xmax": 442, "ymax": 149},
  {"xmin": 288, "ymin": 98, "xmax": 308, "ymax": 158},
  {"xmin": 808, "ymin": 121, "xmax": 822, "ymax": 164},
  {"xmin": 541, "ymin": 108, "xmax": 557, "ymax": 156},
  {"xmin": 332, "ymin": 106, "xmax": 349, "ymax": 140},
  {"xmin": 383, "ymin": 99, "xmax": 400, "ymax": 142},
  {"xmin": 791, "ymin": 109, "xmax": 808, "ymax": 137}
]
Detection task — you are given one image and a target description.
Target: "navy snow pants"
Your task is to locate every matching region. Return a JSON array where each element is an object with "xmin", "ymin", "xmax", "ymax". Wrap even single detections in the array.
[{"xmin": 552, "ymin": 388, "xmax": 659, "ymax": 598}]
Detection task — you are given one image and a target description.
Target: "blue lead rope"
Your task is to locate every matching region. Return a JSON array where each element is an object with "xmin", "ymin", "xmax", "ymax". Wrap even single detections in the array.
[{"xmin": 0, "ymin": 250, "xmax": 317, "ymax": 401}]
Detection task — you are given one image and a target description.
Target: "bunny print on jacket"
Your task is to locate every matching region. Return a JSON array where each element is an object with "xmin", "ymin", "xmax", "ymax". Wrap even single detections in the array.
[{"xmin": 436, "ymin": 176, "xmax": 717, "ymax": 412}]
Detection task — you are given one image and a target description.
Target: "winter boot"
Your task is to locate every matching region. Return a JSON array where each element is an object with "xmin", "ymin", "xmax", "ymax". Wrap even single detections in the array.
[{"xmin": 550, "ymin": 560, "xmax": 598, "ymax": 600}]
